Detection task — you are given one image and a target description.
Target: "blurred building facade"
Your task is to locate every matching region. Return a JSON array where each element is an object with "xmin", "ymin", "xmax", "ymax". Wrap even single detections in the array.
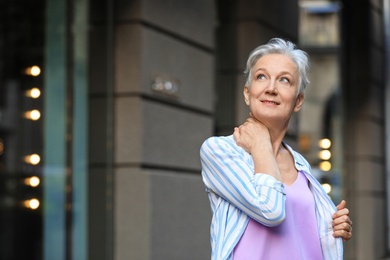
[{"xmin": 0, "ymin": 0, "xmax": 389, "ymax": 260}]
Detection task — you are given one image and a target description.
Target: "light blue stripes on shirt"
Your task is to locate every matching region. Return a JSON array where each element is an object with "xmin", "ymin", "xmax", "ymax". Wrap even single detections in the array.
[{"xmin": 200, "ymin": 135, "xmax": 343, "ymax": 260}]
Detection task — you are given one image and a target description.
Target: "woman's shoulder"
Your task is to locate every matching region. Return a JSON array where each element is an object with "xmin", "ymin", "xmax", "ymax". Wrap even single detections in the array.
[
  {"xmin": 200, "ymin": 135, "xmax": 239, "ymax": 154},
  {"xmin": 202, "ymin": 135, "xmax": 234, "ymax": 145}
]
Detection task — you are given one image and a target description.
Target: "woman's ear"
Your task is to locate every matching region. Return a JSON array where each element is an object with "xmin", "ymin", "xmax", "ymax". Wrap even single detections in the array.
[
  {"xmin": 243, "ymin": 86, "xmax": 250, "ymax": 106},
  {"xmin": 294, "ymin": 93, "xmax": 304, "ymax": 112}
]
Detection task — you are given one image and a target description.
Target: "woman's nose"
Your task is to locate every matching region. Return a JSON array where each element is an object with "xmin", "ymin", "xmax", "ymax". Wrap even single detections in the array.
[{"xmin": 265, "ymin": 80, "xmax": 277, "ymax": 94}]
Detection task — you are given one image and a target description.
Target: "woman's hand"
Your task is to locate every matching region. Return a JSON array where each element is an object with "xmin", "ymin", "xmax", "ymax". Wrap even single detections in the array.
[
  {"xmin": 233, "ymin": 117, "xmax": 271, "ymax": 154},
  {"xmin": 332, "ymin": 200, "xmax": 352, "ymax": 242},
  {"xmin": 233, "ymin": 117, "xmax": 282, "ymax": 181}
]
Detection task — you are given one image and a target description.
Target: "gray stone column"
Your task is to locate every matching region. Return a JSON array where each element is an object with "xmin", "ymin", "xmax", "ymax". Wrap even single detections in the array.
[
  {"xmin": 90, "ymin": 1, "xmax": 217, "ymax": 259},
  {"xmin": 341, "ymin": 1, "xmax": 387, "ymax": 259}
]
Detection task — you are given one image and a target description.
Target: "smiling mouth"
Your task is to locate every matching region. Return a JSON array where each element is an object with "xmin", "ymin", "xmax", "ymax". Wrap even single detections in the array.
[{"xmin": 261, "ymin": 100, "xmax": 279, "ymax": 105}]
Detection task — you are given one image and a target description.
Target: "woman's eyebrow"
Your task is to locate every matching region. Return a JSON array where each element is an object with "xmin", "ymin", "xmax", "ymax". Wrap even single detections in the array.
[{"xmin": 254, "ymin": 68, "xmax": 294, "ymax": 76}]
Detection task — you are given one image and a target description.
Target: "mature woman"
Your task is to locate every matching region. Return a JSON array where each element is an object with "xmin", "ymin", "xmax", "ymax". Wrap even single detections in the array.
[{"xmin": 200, "ymin": 38, "xmax": 352, "ymax": 260}]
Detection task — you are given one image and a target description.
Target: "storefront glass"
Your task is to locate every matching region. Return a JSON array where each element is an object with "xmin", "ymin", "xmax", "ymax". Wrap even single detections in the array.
[
  {"xmin": 0, "ymin": 0, "xmax": 91, "ymax": 259},
  {"xmin": 0, "ymin": 1, "xmax": 45, "ymax": 259}
]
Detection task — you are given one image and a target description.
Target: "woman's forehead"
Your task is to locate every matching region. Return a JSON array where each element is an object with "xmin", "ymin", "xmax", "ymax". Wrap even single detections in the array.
[{"xmin": 254, "ymin": 54, "xmax": 298, "ymax": 73}]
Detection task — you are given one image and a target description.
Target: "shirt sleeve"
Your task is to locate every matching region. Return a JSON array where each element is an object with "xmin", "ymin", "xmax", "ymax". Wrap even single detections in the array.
[{"xmin": 200, "ymin": 136, "xmax": 286, "ymax": 227}]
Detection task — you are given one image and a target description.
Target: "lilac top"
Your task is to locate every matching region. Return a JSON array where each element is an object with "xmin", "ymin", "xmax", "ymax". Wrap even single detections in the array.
[{"xmin": 233, "ymin": 171, "xmax": 323, "ymax": 260}]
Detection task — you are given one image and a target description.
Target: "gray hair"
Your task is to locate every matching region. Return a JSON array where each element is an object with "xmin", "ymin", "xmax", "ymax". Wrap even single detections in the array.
[{"xmin": 244, "ymin": 38, "xmax": 310, "ymax": 94}]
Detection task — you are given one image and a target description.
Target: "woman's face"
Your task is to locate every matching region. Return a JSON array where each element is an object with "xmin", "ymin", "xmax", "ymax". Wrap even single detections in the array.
[{"xmin": 244, "ymin": 53, "xmax": 304, "ymax": 126}]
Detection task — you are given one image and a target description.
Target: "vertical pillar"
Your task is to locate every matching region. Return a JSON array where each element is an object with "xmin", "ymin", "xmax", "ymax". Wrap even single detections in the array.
[
  {"xmin": 44, "ymin": 0, "xmax": 89, "ymax": 258},
  {"xmin": 72, "ymin": 0, "xmax": 89, "ymax": 258},
  {"xmin": 384, "ymin": 0, "xmax": 390, "ymax": 255},
  {"xmin": 44, "ymin": 0, "xmax": 67, "ymax": 258},
  {"xmin": 88, "ymin": 0, "xmax": 115, "ymax": 258},
  {"xmin": 89, "ymin": 0, "xmax": 216, "ymax": 259},
  {"xmin": 341, "ymin": 0, "xmax": 387, "ymax": 259},
  {"xmin": 112, "ymin": 1, "xmax": 215, "ymax": 258}
]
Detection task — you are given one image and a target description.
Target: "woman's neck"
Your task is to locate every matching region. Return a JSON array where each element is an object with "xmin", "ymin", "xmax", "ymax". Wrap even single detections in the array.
[
  {"xmin": 269, "ymin": 131, "xmax": 286, "ymax": 157},
  {"xmin": 267, "ymin": 121, "xmax": 290, "ymax": 157}
]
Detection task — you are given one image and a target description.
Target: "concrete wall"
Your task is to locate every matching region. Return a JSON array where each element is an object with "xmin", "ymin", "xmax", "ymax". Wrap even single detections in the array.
[
  {"xmin": 89, "ymin": 0, "xmax": 215, "ymax": 259},
  {"xmin": 341, "ymin": 0, "xmax": 387, "ymax": 259}
]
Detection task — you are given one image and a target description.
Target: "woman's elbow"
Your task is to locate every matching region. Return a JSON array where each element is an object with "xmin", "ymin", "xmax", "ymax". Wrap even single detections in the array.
[
  {"xmin": 253, "ymin": 198, "xmax": 286, "ymax": 227},
  {"xmin": 265, "ymin": 209, "xmax": 286, "ymax": 227}
]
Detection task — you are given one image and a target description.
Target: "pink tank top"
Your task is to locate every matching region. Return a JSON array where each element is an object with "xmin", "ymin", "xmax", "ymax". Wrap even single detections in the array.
[{"xmin": 233, "ymin": 171, "xmax": 323, "ymax": 260}]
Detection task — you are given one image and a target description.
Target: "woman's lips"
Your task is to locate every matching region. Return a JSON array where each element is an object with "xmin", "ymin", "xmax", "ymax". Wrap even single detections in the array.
[{"xmin": 261, "ymin": 100, "xmax": 279, "ymax": 105}]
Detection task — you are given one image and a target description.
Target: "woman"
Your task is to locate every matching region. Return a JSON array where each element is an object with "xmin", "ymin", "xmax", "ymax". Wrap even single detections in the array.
[{"xmin": 200, "ymin": 38, "xmax": 352, "ymax": 260}]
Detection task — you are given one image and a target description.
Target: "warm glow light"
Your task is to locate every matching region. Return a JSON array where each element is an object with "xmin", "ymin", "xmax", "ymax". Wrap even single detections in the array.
[
  {"xmin": 25, "ymin": 66, "xmax": 41, "ymax": 76},
  {"xmin": 319, "ymin": 161, "xmax": 332, "ymax": 171},
  {"xmin": 25, "ymin": 176, "xmax": 40, "ymax": 187},
  {"xmin": 318, "ymin": 150, "xmax": 331, "ymax": 160},
  {"xmin": 24, "ymin": 109, "xmax": 41, "ymax": 120},
  {"xmin": 0, "ymin": 139, "xmax": 3, "ymax": 155},
  {"xmin": 25, "ymin": 88, "xmax": 41, "ymax": 98},
  {"xmin": 321, "ymin": 183, "xmax": 332, "ymax": 194},
  {"xmin": 24, "ymin": 154, "xmax": 41, "ymax": 165},
  {"xmin": 319, "ymin": 138, "xmax": 331, "ymax": 149},
  {"xmin": 299, "ymin": 134, "xmax": 311, "ymax": 152},
  {"xmin": 24, "ymin": 198, "xmax": 40, "ymax": 209}
]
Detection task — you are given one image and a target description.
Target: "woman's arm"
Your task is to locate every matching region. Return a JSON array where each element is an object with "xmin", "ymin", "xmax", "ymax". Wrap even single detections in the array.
[{"xmin": 200, "ymin": 136, "xmax": 286, "ymax": 227}]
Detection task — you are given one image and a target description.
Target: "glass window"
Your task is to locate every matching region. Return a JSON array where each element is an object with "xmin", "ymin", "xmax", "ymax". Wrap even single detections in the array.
[
  {"xmin": 0, "ymin": 1, "xmax": 45, "ymax": 259},
  {"xmin": 0, "ymin": 0, "xmax": 90, "ymax": 259}
]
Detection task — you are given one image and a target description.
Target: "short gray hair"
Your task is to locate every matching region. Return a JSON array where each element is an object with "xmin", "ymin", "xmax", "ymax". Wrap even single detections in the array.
[{"xmin": 244, "ymin": 38, "xmax": 310, "ymax": 94}]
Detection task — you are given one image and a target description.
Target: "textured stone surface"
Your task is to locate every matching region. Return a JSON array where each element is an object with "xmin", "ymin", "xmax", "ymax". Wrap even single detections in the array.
[
  {"xmin": 115, "ymin": 24, "xmax": 143, "ymax": 93},
  {"xmin": 237, "ymin": 0, "xmax": 298, "ymax": 39},
  {"xmin": 353, "ymin": 119, "xmax": 384, "ymax": 158},
  {"xmin": 115, "ymin": 24, "xmax": 214, "ymax": 112},
  {"xmin": 115, "ymin": 167, "xmax": 151, "ymax": 260},
  {"xmin": 115, "ymin": 96, "xmax": 213, "ymax": 169},
  {"xmin": 355, "ymin": 161, "xmax": 385, "ymax": 192},
  {"xmin": 88, "ymin": 168, "xmax": 112, "ymax": 260},
  {"xmin": 89, "ymin": 97, "xmax": 110, "ymax": 164},
  {"xmin": 150, "ymin": 170, "xmax": 210, "ymax": 260},
  {"xmin": 89, "ymin": 26, "xmax": 109, "ymax": 94},
  {"xmin": 115, "ymin": 96, "xmax": 143, "ymax": 164},
  {"xmin": 354, "ymin": 196, "xmax": 386, "ymax": 259},
  {"xmin": 116, "ymin": 0, "xmax": 215, "ymax": 47},
  {"xmin": 113, "ymin": 167, "xmax": 211, "ymax": 260}
]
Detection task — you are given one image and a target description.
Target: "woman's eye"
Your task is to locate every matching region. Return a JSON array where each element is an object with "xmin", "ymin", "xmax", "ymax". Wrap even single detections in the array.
[
  {"xmin": 280, "ymin": 77, "xmax": 290, "ymax": 83},
  {"xmin": 256, "ymin": 74, "xmax": 266, "ymax": 80}
]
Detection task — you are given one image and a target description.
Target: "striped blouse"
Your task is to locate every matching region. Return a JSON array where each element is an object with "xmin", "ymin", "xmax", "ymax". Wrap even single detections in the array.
[{"xmin": 200, "ymin": 135, "xmax": 343, "ymax": 260}]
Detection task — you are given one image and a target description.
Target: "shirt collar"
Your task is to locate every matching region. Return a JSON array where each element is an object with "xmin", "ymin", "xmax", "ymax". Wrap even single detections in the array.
[{"xmin": 282, "ymin": 141, "xmax": 310, "ymax": 172}]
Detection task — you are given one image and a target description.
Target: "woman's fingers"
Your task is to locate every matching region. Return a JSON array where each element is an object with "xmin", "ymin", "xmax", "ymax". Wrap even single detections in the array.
[
  {"xmin": 333, "ymin": 227, "xmax": 352, "ymax": 242},
  {"xmin": 336, "ymin": 199, "xmax": 347, "ymax": 210},
  {"xmin": 332, "ymin": 199, "xmax": 352, "ymax": 242},
  {"xmin": 333, "ymin": 219, "xmax": 353, "ymax": 242},
  {"xmin": 333, "ymin": 214, "xmax": 352, "ymax": 226}
]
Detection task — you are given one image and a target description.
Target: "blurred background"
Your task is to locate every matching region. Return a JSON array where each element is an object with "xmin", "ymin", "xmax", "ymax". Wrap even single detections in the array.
[{"xmin": 0, "ymin": 0, "xmax": 388, "ymax": 259}]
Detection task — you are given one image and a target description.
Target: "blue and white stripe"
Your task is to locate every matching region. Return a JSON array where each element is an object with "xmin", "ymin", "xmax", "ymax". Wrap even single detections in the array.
[{"xmin": 200, "ymin": 135, "xmax": 343, "ymax": 260}]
